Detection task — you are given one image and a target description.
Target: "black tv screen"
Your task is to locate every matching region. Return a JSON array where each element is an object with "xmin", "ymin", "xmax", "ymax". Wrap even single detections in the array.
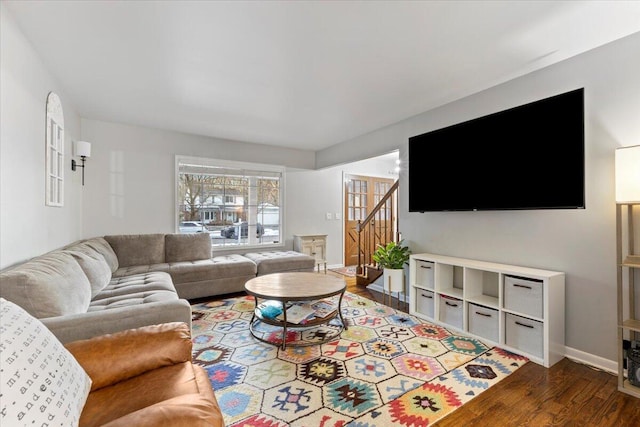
[{"xmin": 408, "ymin": 88, "xmax": 585, "ymax": 212}]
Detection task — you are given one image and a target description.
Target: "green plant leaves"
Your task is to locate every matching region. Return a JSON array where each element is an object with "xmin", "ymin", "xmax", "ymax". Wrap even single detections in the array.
[{"xmin": 372, "ymin": 240, "xmax": 411, "ymax": 269}]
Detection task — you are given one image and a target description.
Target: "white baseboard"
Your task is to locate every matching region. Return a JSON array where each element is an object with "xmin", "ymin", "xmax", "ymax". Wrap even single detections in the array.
[
  {"xmin": 563, "ymin": 346, "xmax": 617, "ymax": 375},
  {"xmin": 368, "ymin": 283, "xmax": 382, "ymax": 292}
]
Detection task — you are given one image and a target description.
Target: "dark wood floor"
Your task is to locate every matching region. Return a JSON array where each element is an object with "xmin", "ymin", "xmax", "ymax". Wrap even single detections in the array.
[{"xmin": 337, "ymin": 271, "xmax": 640, "ymax": 426}]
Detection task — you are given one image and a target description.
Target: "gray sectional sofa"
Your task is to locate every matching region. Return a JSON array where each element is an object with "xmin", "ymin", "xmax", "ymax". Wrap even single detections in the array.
[{"xmin": 0, "ymin": 233, "xmax": 314, "ymax": 343}]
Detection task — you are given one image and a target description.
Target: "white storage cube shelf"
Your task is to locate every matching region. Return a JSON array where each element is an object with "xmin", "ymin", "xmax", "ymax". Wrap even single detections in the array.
[{"xmin": 409, "ymin": 253, "xmax": 565, "ymax": 368}]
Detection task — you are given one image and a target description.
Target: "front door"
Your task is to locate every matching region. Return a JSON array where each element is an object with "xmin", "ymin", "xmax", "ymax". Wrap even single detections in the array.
[{"xmin": 344, "ymin": 174, "xmax": 396, "ymax": 267}]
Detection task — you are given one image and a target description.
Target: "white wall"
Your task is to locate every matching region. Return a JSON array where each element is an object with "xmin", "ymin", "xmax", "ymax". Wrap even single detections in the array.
[
  {"xmin": 0, "ymin": 5, "xmax": 84, "ymax": 269},
  {"xmin": 80, "ymin": 119, "xmax": 316, "ymax": 238},
  {"xmin": 80, "ymin": 118, "xmax": 395, "ymax": 260},
  {"xmin": 316, "ymin": 32, "xmax": 640, "ymax": 364}
]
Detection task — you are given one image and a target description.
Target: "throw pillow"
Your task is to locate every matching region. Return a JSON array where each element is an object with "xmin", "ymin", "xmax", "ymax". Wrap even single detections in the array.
[
  {"xmin": 79, "ymin": 237, "xmax": 119, "ymax": 272},
  {"xmin": 0, "ymin": 298, "xmax": 92, "ymax": 427},
  {"xmin": 104, "ymin": 234, "xmax": 166, "ymax": 267},
  {"xmin": 0, "ymin": 251, "xmax": 92, "ymax": 318}
]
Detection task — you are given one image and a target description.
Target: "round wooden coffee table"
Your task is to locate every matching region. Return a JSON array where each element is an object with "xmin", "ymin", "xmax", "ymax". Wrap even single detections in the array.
[{"xmin": 245, "ymin": 272, "xmax": 348, "ymax": 349}]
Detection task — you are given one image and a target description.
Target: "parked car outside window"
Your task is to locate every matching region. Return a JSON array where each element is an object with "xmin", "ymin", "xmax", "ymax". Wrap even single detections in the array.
[
  {"xmin": 179, "ymin": 221, "xmax": 208, "ymax": 234},
  {"xmin": 220, "ymin": 222, "xmax": 265, "ymax": 239}
]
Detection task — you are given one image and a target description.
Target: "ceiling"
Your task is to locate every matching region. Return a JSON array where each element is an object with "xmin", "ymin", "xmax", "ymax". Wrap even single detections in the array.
[{"xmin": 5, "ymin": 1, "xmax": 640, "ymax": 151}]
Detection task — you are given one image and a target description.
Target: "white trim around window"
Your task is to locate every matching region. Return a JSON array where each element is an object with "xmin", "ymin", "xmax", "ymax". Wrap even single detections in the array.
[{"xmin": 175, "ymin": 156, "xmax": 285, "ymax": 251}]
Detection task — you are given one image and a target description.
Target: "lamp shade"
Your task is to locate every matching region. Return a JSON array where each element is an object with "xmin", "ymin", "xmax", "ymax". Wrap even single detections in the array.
[
  {"xmin": 615, "ymin": 145, "xmax": 640, "ymax": 203},
  {"xmin": 74, "ymin": 141, "xmax": 91, "ymax": 158}
]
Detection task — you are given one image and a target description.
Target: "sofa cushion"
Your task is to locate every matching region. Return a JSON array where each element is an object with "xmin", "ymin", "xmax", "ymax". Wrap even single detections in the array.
[
  {"xmin": 0, "ymin": 298, "xmax": 92, "ymax": 427},
  {"xmin": 105, "ymin": 234, "xmax": 166, "ymax": 268},
  {"xmin": 168, "ymin": 255, "xmax": 257, "ymax": 284},
  {"xmin": 94, "ymin": 272, "xmax": 177, "ymax": 300},
  {"xmin": 66, "ymin": 250, "xmax": 112, "ymax": 298},
  {"xmin": 243, "ymin": 251, "xmax": 315, "ymax": 275},
  {"xmin": 112, "ymin": 263, "xmax": 171, "ymax": 278},
  {"xmin": 88, "ymin": 290, "xmax": 179, "ymax": 311},
  {"xmin": 66, "ymin": 322, "xmax": 192, "ymax": 392},
  {"xmin": 78, "ymin": 237, "xmax": 120, "ymax": 272},
  {"xmin": 79, "ymin": 362, "xmax": 220, "ymax": 427},
  {"xmin": 165, "ymin": 232, "xmax": 212, "ymax": 263},
  {"xmin": 0, "ymin": 251, "xmax": 92, "ymax": 318},
  {"xmin": 90, "ymin": 386, "xmax": 222, "ymax": 427}
]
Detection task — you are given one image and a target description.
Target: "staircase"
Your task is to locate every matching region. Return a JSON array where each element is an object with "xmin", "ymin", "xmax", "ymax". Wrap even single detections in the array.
[{"xmin": 355, "ymin": 180, "xmax": 400, "ymax": 286}]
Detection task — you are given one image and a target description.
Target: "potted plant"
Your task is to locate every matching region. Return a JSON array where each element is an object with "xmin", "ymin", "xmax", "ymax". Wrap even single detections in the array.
[{"xmin": 372, "ymin": 240, "xmax": 411, "ymax": 294}]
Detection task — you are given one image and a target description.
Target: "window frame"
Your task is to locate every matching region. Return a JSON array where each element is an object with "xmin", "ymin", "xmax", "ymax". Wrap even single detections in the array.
[
  {"xmin": 45, "ymin": 92, "xmax": 64, "ymax": 207},
  {"xmin": 175, "ymin": 155, "xmax": 285, "ymax": 252}
]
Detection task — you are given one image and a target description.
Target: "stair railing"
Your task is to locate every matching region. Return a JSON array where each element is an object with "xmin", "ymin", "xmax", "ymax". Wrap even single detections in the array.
[{"xmin": 355, "ymin": 180, "xmax": 399, "ymax": 283}]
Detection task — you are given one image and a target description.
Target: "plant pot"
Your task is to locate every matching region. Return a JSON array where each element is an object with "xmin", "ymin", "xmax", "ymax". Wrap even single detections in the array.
[{"xmin": 384, "ymin": 268, "xmax": 404, "ymax": 293}]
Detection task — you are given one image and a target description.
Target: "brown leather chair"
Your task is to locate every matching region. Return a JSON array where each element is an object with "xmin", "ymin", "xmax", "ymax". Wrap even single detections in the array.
[{"xmin": 65, "ymin": 322, "xmax": 223, "ymax": 427}]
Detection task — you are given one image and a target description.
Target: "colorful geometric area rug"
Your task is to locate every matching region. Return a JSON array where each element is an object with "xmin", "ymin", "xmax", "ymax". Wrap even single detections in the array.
[{"xmin": 191, "ymin": 292, "xmax": 528, "ymax": 426}]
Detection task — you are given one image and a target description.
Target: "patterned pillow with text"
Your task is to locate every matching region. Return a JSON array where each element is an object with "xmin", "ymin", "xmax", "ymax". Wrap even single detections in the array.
[{"xmin": 0, "ymin": 298, "xmax": 92, "ymax": 427}]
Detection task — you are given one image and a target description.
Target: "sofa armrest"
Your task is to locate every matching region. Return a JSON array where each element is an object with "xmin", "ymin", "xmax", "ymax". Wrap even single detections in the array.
[
  {"xmin": 65, "ymin": 322, "xmax": 192, "ymax": 391},
  {"xmin": 42, "ymin": 298, "xmax": 192, "ymax": 343}
]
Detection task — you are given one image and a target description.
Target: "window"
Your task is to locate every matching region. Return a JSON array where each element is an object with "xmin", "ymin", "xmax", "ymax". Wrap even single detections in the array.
[
  {"xmin": 45, "ymin": 92, "xmax": 64, "ymax": 206},
  {"xmin": 176, "ymin": 156, "xmax": 284, "ymax": 250}
]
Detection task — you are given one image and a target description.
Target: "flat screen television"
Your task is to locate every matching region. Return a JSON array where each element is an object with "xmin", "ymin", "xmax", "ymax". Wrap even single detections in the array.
[{"xmin": 408, "ymin": 88, "xmax": 585, "ymax": 212}]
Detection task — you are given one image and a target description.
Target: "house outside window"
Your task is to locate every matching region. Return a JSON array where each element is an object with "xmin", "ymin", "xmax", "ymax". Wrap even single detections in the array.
[{"xmin": 176, "ymin": 156, "xmax": 284, "ymax": 250}]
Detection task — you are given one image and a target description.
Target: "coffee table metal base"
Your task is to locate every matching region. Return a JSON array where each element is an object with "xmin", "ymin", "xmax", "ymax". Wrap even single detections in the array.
[
  {"xmin": 249, "ymin": 308, "xmax": 345, "ymax": 350},
  {"xmin": 248, "ymin": 292, "xmax": 347, "ymax": 350},
  {"xmin": 245, "ymin": 272, "xmax": 348, "ymax": 350}
]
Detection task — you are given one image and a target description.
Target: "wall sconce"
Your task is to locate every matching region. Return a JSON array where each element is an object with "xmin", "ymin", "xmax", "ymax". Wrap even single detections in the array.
[
  {"xmin": 615, "ymin": 145, "xmax": 640, "ymax": 203},
  {"xmin": 71, "ymin": 140, "xmax": 91, "ymax": 186}
]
